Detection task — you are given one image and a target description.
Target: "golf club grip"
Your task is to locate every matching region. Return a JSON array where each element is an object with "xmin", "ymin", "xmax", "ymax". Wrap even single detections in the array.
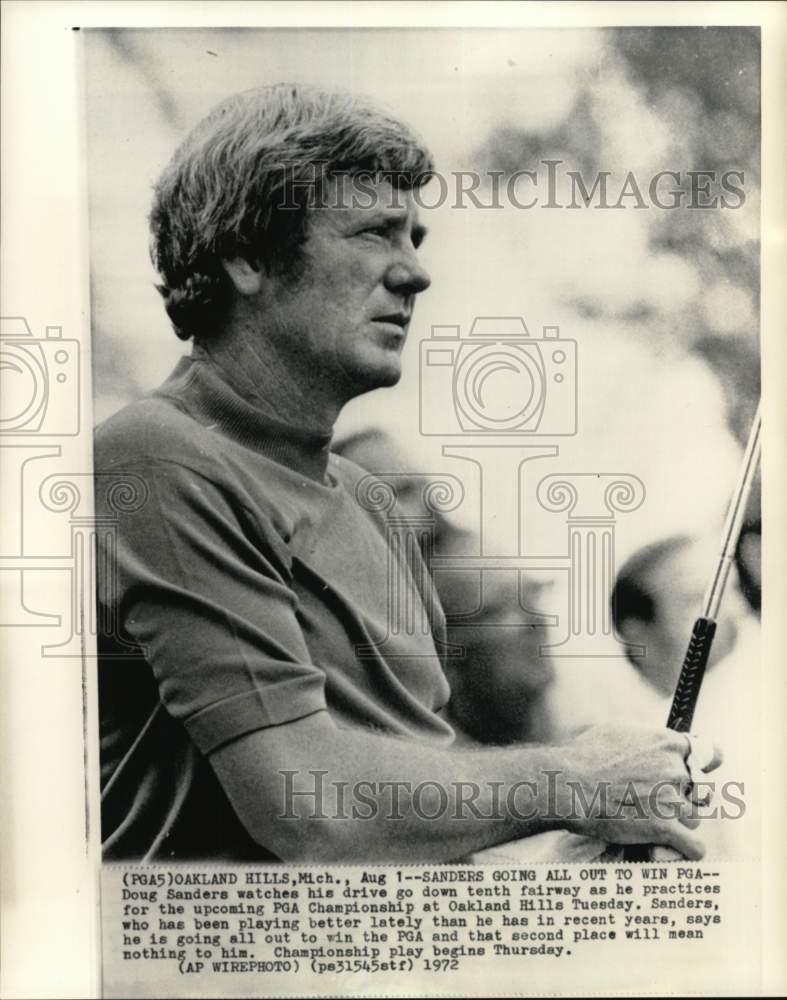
[
  {"xmin": 622, "ymin": 617, "xmax": 717, "ymax": 862},
  {"xmin": 665, "ymin": 617, "xmax": 717, "ymax": 733}
]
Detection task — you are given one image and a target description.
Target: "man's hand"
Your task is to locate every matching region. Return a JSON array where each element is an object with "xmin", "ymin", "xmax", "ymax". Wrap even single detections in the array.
[{"xmin": 559, "ymin": 724, "xmax": 723, "ymax": 859}]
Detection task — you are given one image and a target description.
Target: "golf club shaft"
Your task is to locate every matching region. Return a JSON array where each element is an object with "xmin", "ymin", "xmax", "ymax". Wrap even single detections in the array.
[{"xmin": 623, "ymin": 404, "xmax": 761, "ymax": 861}]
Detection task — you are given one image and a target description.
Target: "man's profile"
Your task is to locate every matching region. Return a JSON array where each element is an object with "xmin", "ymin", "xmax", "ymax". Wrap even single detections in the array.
[{"xmin": 96, "ymin": 83, "xmax": 717, "ymax": 863}]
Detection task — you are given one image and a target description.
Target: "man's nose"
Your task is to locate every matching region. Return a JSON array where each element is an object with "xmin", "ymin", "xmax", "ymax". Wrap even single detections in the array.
[{"xmin": 384, "ymin": 247, "xmax": 431, "ymax": 296}]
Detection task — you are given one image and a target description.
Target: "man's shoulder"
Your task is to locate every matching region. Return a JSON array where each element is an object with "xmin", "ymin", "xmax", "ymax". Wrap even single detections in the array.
[
  {"xmin": 329, "ymin": 452, "xmax": 386, "ymax": 500},
  {"xmin": 327, "ymin": 454, "xmax": 395, "ymax": 534},
  {"xmin": 94, "ymin": 394, "xmax": 218, "ymax": 473}
]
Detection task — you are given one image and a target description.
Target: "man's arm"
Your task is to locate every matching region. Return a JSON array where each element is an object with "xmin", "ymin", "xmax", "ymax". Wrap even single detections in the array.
[
  {"xmin": 210, "ymin": 710, "xmax": 711, "ymax": 863},
  {"xmin": 96, "ymin": 450, "xmax": 716, "ymax": 863}
]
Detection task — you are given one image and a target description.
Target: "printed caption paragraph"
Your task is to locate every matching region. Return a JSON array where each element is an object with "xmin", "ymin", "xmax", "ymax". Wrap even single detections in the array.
[{"xmin": 102, "ymin": 863, "xmax": 725, "ymax": 996}]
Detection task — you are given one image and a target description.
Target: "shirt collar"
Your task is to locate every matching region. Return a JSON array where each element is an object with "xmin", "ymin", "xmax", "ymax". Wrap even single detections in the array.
[{"xmin": 156, "ymin": 352, "xmax": 334, "ymax": 483}]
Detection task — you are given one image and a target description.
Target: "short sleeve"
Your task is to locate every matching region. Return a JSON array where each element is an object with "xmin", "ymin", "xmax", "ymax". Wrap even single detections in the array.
[{"xmin": 96, "ymin": 458, "xmax": 328, "ymax": 754}]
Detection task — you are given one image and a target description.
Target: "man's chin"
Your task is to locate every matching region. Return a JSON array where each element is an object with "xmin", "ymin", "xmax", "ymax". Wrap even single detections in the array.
[
  {"xmin": 373, "ymin": 364, "xmax": 403, "ymax": 389},
  {"xmin": 343, "ymin": 357, "xmax": 402, "ymax": 397}
]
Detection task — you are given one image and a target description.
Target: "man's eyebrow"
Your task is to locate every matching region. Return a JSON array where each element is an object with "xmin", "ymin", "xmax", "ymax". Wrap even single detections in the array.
[{"xmin": 349, "ymin": 209, "xmax": 428, "ymax": 244}]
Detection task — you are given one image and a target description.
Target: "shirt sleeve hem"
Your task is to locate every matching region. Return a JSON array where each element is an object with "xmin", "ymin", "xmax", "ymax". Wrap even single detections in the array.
[{"xmin": 183, "ymin": 672, "xmax": 327, "ymax": 755}]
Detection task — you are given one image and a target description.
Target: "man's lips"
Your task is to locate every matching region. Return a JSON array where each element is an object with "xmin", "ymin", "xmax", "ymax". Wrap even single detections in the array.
[{"xmin": 373, "ymin": 313, "xmax": 410, "ymax": 329}]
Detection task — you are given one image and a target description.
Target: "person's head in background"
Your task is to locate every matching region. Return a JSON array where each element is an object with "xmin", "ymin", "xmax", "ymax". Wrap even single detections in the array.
[{"xmin": 612, "ymin": 534, "xmax": 748, "ymax": 695}]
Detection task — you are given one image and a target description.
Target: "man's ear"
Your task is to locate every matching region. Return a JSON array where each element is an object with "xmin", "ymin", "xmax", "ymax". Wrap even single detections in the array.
[{"xmin": 221, "ymin": 256, "xmax": 263, "ymax": 297}]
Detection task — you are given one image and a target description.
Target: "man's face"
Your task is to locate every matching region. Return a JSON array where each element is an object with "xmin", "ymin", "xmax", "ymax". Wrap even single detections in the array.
[{"xmin": 261, "ymin": 177, "xmax": 431, "ymax": 399}]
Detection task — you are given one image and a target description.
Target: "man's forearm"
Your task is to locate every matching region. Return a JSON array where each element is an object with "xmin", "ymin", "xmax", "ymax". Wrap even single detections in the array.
[
  {"xmin": 210, "ymin": 711, "xmax": 709, "ymax": 864},
  {"xmin": 271, "ymin": 723, "xmax": 567, "ymax": 862}
]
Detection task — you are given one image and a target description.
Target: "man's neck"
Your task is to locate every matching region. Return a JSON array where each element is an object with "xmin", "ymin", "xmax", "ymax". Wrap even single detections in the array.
[{"xmin": 195, "ymin": 321, "xmax": 345, "ymax": 435}]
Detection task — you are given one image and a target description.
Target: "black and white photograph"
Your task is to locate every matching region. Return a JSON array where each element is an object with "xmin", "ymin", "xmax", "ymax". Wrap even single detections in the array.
[
  {"xmin": 86, "ymin": 23, "xmax": 761, "ymax": 861},
  {"xmin": 1, "ymin": 3, "xmax": 786, "ymax": 998}
]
